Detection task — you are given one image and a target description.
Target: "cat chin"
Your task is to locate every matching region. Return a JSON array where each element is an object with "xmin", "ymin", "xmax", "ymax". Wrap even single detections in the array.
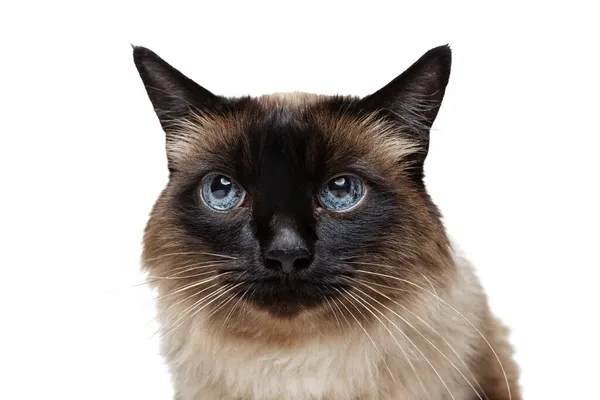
[
  {"xmin": 204, "ymin": 301, "xmax": 333, "ymax": 341},
  {"xmin": 240, "ymin": 287, "xmax": 328, "ymax": 319},
  {"xmin": 200, "ymin": 285, "xmax": 345, "ymax": 338},
  {"xmin": 252, "ymin": 303, "xmax": 307, "ymax": 319}
]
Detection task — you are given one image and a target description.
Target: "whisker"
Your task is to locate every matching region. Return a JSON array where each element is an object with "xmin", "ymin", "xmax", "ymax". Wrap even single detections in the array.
[
  {"xmin": 205, "ymin": 272, "xmax": 250, "ymax": 322},
  {"xmin": 418, "ymin": 272, "xmax": 440, "ymax": 311},
  {"xmin": 154, "ymin": 274, "xmax": 226, "ymax": 301},
  {"xmin": 142, "ymin": 261, "xmax": 229, "ymax": 290},
  {"xmin": 160, "ymin": 281, "xmax": 223, "ymax": 315},
  {"xmin": 205, "ymin": 292, "xmax": 238, "ymax": 321},
  {"xmin": 185, "ymin": 283, "xmax": 245, "ymax": 333},
  {"xmin": 335, "ymin": 288, "xmax": 396, "ymax": 384},
  {"xmin": 143, "ymin": 251, "xmax": 237, "ymax": 263},
  {"xmin": 148, "ymin": 270, "xmax": 217, "ymax": 280},
  {"xmin": 323, "ymin": 294, "xmax": 342, "ymax": 333},
  {"xmin": 222, "ymin": 286, "xmax": 251, "ymax": 328},
  {"xmin": 355, "ymin": 278, "xmax": 487, "ymax": 399},
  {"xmin": 121, "ymin": 263, "xmax": 227, "ymax": 290},
  {"xmin": 350, "ymin": 280, "xmax": 481, "ymax": 400},
  {"xmin": 342, "ymin": 289, "xmax": 428, "ymax": 396},
  {"xmin": 346, "ymin": 288, "xmax": 455, "ymax": 400},
  {"xmin": 328, "ymin": 290, "xmax": 352, "ymax": 330},
  {"xmin": 157, "ymin": 284, "xmax": 232, "ymax": 339},
  {"xmin": 299, "ymin": 304, "xmax": 326, "ymax": 338},
  {"xmin": 166, "ymin": 261, "xmax": 229, "ymax": 276},
  {"xmin": 126, "ymin": 279, "xmax": 160, "ymax": 289},
  {"xmin": 355, "ymin": 269, "xmax": 511, "ymax": 400},
  {"xmin": 142, "ymin": 273, "xmax": 232, "ymax": 332},
  {"xmin": 239, "ymin": 288, "xmax": 256, "ymax": 327},
  {"xmin": 140, "ymin": 274, "xmax": 232, "ymax": 322}
]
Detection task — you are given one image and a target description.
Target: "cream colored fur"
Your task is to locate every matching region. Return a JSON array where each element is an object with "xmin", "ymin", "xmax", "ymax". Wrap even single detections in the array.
[{"xmin": 155, "ymin": 245, "xmax": 503, "ymax": 400}]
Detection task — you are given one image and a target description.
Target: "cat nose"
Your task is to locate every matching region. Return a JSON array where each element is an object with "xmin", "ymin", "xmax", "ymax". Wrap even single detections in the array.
[
  {"xmin": 265, "ymin": 226, "xmax": 312, "ymax": 273},
  {"xmin": 265, "ymin": 248, "xmax": 311, "ymax": 273}
]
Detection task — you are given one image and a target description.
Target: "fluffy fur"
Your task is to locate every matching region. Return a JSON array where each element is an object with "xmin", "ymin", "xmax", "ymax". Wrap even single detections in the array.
[{"xmin": 134, "ymin": 45, "xmax": 521, "ymax": 399}]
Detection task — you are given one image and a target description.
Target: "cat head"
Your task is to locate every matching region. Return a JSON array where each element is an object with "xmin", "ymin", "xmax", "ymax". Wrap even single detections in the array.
[{"xmin": 135, "ymin": 45, "xmax": 453, "ymax": 336}]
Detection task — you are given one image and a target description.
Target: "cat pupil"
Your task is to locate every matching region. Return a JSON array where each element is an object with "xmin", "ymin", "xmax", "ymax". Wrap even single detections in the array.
[
  {"xmin": 334, "ymin": 177, "xmax": 346, "ymax": 186},
  {"xmin": 211, "ymin": 175, "xmax": 231, "ymax": 199},
  {"xmin": 329, "ymin": 176, "xmax": 350, "ymax": 198}
]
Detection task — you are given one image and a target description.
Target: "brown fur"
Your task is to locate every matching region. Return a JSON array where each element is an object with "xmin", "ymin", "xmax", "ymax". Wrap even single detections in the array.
[{"xmin": 142, "ymin": 94, "xmax": 521, "ymax": 399}]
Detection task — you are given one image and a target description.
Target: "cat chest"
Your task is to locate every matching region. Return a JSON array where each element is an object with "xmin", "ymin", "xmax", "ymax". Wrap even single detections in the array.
[{"xmin": 171, "ymin": 336, "xmax": 383, "ymax": 399}]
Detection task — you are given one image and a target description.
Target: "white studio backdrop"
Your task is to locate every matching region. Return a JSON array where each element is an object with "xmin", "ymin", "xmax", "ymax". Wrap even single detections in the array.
[{"xmin": 0, "ymin": 1, "xmax": 598, "ymax": 399}]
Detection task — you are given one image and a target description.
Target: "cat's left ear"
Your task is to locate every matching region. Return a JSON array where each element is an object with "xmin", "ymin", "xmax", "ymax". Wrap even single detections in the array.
[
  {"xmin": 358, "ymin": 45, "xmax": 452, "ymax": 141},
  {"xmin": 132, "ymin": 45, "xmax": 226, "ymax": 133}
]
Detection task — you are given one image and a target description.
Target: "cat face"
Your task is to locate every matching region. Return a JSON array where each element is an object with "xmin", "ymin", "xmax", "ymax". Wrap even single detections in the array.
[{"xmin": 135, "ymin": 46, "xmax": 453, "ymax": 328}]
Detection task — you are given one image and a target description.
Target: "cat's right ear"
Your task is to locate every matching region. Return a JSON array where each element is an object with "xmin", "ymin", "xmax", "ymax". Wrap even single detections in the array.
[
  {"xmin": 132, "ymin": 45, "xmax": 225, "ymax": 134},
  {"xmin": 358, "ymin": 45, "xmax": 451, "ymax": 140}
]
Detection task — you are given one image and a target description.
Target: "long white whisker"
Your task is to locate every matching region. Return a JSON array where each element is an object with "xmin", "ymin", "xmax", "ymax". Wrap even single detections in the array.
[
  {"xmin": 155, "ymin": 274, "xmax": 224, "ymax": 299},
  {"xmin": 148, "ymin": 270, "xmax": 216, "ymax": 280},
  {"xmin": 143, "ymin": 251, "xmax": 237, "ymax": 263},
  {"xmin": 156, "ymin": 284, "xmax": 231, "ymax": 339},
  {"xmin": 207, "ymin": 272, "xmax": 250, "ymax": 324},
  {"xmin": 238, "ymin": 288, "xmax": 256, "ymax": 327},
  {"xmin": 343, "ymin": 289, "xmax": 428, "ymax": 396},
  {"xmin": 160, "ymin": 282, "xmax": 222, "ymax": 315},
  {"xmin": 205, "ymin": 292, "xmax": 238, "ymax": 320},
  {"xmin": 167, "ymin": 261, "xmax": 228, "ymax": 276},
  {"xmin": 335, "ymin": 288, "xmax": 396, "ymax": 384},
  {"xmin": 418, "ymin": 272, "xmax": 440, "ymax": 311},
  {"xmin": 346, "ymin": 288, "xmax": 455, "ymax": 400},
  {"xmin": 323, "ymin": 294, "xmax": 342, "ymax": 333},
  {"xmin": 350, "ymin": 280, "xmax": 480, "ymax": 400},
  {"xmin": 355, "ymin": 278, "xmax": 487, "ymax": 399},
  {"xmin": 138, "ymin": 262, "xmax": 227, "ymax": 287},
  {"xmin": 222, "ymin": 286, "xmax": 251, "ymax": 328},
  {"xmin": 329, "ymin": 290, "xmax": 352, "ymax": 330},
  {"xmin": 152, "ymin": 278, "xmax": 221, "ymax": 307},
  {"xmin": 299, "ymin": 304, "xmax": 326, "ymax": 338},
  {"xmin": 185, "ymin": 283, "xmax": 245, "ymax": 332},
  {"xmin": 355, "ymin": 269, "xmax": 511, "ymax": 400}
]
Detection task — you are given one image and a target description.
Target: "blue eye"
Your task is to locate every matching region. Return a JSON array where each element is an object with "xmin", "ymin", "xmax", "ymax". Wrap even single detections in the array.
[
  {"xmin": 318, "ymin": 175, "xmax": 365, "ymax": 211},
  {"xmin": 200, "ymin": 173, "xmax": 245, "ymax": 211}
]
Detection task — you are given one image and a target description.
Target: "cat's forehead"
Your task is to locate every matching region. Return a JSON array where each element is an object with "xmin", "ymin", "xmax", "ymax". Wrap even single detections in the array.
[
  {"xmin": 256, "ymin": 92, "xmax": 327, "ymax": 107},
  {"xmin": 167, "ymin": 94, "xmax": 419, "ymax": 178}
]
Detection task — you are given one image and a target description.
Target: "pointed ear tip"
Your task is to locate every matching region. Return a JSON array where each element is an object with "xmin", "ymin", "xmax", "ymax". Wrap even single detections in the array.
[
  {"xmin": 131, "ymin": 45, "xmax": 156, "ymax": 61},
  {"xmin": 428, "ymin": 44, "xmax": 452, "ymax": 60},
  {"xmin": 421, "ymin": 45, "xmax": 452, "ymax": 74}
]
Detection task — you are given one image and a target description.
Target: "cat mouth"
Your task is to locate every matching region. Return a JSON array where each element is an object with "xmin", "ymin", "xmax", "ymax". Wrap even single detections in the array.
[
  {"xmin": 234, "ymin": 276, "xmax": 343, "ymax": 317},
  {"xmin": 249, "ymin": 275, "xmax": 316, "ymax": 286}
]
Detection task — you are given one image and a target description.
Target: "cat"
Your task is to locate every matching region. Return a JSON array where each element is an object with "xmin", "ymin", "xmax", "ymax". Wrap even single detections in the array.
[{"xmin": 133, "ymin": 44, "xmax": 521, "ymax": 400}]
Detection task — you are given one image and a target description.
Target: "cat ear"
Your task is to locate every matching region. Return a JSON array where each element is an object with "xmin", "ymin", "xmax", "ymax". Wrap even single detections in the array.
[
  {"xmin": 132, "ymin": 45, "xmax": 225, "ymax": 133},
  {"xmin": 359, "ymin": 45, "xmax": 452, "ymax": 140}
]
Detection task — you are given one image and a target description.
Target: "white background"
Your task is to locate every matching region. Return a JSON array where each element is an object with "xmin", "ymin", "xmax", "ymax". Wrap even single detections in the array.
[{"xmin": 1, "ymin": 1, "xmax": 599, "ymax": 399}]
